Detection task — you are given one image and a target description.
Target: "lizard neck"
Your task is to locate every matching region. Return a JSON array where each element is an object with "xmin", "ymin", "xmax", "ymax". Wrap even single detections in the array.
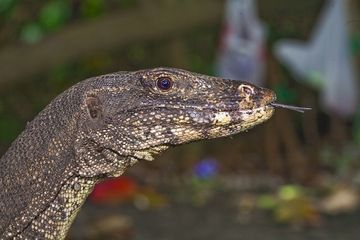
[
  {"xmin": 0, "ymin": 78, "xmax": 136, "ymax": 239},
  {"xmin": 0, "ymin": 84, "xmax": 92, "ymax": 239}
]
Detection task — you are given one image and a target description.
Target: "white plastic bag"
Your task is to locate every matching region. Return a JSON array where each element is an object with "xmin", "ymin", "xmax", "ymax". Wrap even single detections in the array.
[
  {"xmin": 274, "ymin": 0, "xmax": 358, "ymax": 117},
  {"xmin": 217, "ymin": 0, "xmax": 266, "ymax": 86}
]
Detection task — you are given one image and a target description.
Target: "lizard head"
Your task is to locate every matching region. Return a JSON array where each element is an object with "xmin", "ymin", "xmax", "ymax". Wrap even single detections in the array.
[{"xmin": 77, "ymin": 67, "xmax": 275, "ymax": 177}]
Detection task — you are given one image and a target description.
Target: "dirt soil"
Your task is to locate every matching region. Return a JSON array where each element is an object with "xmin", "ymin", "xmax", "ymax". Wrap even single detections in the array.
[{"xmin": 69, "ymin": 191, "xmax": 360, "ymax": 240}]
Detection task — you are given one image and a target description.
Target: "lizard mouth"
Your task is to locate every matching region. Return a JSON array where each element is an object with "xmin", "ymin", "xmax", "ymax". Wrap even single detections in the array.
[{"xmin": 206, "ymin": 101, "xmax": 311, "ymax": 134}]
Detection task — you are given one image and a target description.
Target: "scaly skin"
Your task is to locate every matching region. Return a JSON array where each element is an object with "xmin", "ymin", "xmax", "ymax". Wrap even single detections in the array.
[{"xmin": 0, "ymin": 67, "xmax": 275, "ymax": 239}]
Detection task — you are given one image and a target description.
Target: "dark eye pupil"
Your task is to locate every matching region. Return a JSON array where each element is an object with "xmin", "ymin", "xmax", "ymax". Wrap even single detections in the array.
[{"xmin": 157, "ymin": 77, "xmax": 172, "ymax": 90}]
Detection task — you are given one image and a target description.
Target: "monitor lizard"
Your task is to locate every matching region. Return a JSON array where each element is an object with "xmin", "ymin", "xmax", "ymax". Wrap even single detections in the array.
[{"xmin": 0, "ymin": 67, "xmax": 308, "ymax": 239}]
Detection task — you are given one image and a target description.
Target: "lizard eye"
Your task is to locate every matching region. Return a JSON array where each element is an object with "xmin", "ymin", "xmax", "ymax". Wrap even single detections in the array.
[{"xmin": 157, "ymin": 77, "xmax": 173, "ymax": 91}]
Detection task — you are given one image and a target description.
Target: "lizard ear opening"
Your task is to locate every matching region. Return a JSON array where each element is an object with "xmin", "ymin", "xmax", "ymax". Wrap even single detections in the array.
[{"xmin": 85, "ymin": 95, "xmax": 102, "ymax": 119}]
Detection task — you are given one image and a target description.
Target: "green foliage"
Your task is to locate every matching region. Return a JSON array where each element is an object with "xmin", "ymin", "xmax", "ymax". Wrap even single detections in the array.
[
  {"xmin": 278, "ymin": 185, "xmax": 303, "ymax": 201},
  {"xmin": 81, "ymin": 0, "xmax": 105, "ymax": 18},
  {"xmin": 321, "ymin": 143, "xmax": 360, "ymax": 176},
  {"xmin": 257, "ymin": 194, "xmax": 277, "ymax": 209},
  {"xmin": 257, "ymin": 185, "xmax": 320, "ymax": 226},
  {"xmin": 19, "ymin": 1, "xmax": 71, "ymax": 44},
  {"xmin": 39, "ymin": 1, "xmax": 70, "ymax": 31},
  {"xmin": 0, "ymin": 0, "xmax": 15, "ymax": 14},
  {"xmin": 20, "ymin": 22, "xmax": 44, "ymax": 44},
  {"xmin": 189, "ymin": 177, "xmax": 219, "ymax": 206},
  {"xmin": 273, "ymin": 82, "xmax": 297, "ymax": 104}
]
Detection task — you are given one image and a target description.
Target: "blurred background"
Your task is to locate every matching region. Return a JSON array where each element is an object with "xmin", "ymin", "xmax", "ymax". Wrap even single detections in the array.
[{"xmin": 0, "ymin": 0, "xmax": 360, "ymax": 239}]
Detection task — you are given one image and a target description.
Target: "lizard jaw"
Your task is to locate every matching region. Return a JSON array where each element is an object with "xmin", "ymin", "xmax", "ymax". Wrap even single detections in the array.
[
  {"xmin": 204, "ymin": 105, "xmax": 275, "ymax": 139},
  {"xmin": 211, "ymin": 105, "xmax": 274, "ymax": 126}
]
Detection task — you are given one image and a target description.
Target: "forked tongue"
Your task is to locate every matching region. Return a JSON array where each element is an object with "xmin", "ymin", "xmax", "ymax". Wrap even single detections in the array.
[{"xmin": 270, "ymin": 103, "xmax": 312, "ymax": 113}]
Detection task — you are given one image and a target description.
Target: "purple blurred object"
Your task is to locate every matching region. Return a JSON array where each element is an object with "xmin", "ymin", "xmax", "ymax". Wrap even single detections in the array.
[{"xmin": 193, "ymin": 158, "xmax": 219, "ymax": 179}]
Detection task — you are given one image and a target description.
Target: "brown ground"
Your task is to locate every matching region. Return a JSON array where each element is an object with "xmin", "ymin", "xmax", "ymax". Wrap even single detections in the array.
[{"xmin": 69, "ymin": 191, "xmax": 360, "ymax": 240}]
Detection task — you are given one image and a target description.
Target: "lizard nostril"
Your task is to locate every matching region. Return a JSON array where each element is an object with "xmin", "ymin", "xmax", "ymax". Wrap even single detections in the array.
[{"xmin": 239, "ymin": 85, "xmax": 254, "ymax": 95}]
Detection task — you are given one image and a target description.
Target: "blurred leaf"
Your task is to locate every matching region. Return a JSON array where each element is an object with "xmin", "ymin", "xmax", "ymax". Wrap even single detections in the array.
[
  {"xmin": 256, "ymin": 185, "xmax": 321, "ymax": 226},
  {"xmin": 81, "ymin": 0, "xmax": 104, "ymax": 18},
  {"xmin": 273, "ymin": 82, "xmax": 297, "ymax": 104},
  {"xmin": 257, "ymin": 194, "xmax": 278, "ymax": 210},
  {"xmin": 278, "ymin": 185, "xmax": 303, "ymax": 201},
  {"xmin": 187, "ymin": 176, "xmax": 219, "ymax": 206},
  {"xmin": 20, "ymin": 22, "xmax": 43, "ymax": 44},
  {"xmin": 39, "ymin": 1, "xmax": 70, "ymax": 31},
  {"xmin": 320, "ymin": 143, "xmax": 360, "ymax": 176},
  {"xmin": 0, "ymin": 0, "xmax": 15, "ymax": 14},
  {"xmin": 274, "ymin": 197, "xmax": 319, "ymax": 226}
]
